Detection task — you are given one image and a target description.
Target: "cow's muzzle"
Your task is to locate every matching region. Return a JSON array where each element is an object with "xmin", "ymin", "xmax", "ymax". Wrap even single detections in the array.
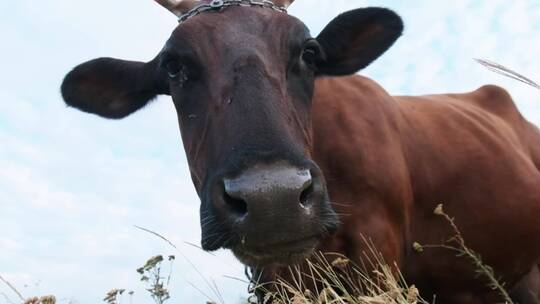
[{"xmin": 202, "ymin": 162, "xmax": 338, "ymax": 266}]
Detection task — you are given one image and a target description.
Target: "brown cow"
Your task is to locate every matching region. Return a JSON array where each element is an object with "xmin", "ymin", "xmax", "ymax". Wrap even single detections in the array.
[{"xmin": 60, "ymin": 1, "xmax": 540, "ymax": 302}]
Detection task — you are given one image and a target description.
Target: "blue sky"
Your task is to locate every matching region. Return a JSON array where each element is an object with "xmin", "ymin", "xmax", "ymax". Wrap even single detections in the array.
[{"xmin": 1, "ymin": 0, "xmax": 539, "ymax": 303}]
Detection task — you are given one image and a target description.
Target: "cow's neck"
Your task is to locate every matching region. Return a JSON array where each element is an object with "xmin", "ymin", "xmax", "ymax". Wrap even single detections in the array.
[{"xmin": 310, "ymin": 74, "xmax": 413, "ymax": 266}]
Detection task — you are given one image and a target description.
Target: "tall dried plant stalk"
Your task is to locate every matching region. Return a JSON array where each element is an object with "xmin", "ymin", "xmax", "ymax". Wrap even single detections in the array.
[
  {"xmin": 476, "ymin": 59, "xmax": 540, "ymax": 90},
  {"xmin": 0, "ymin": 274, "xmax": 24, "ymax": 302},
  {"xmin": 414, "ymin": 204, "xmax": 514, "ymax": 304}
]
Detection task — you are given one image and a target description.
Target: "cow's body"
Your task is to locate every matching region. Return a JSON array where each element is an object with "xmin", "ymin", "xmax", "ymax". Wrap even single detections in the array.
[{"xmin": 305, "ymin": 76, "xmax": 540, "ymax": 302}]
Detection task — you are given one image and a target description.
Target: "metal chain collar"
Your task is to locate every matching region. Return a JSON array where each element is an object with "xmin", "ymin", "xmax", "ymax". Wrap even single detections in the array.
[{"xmin": 178, "ymin": 0, "xmax": 287, "ymax": 23}]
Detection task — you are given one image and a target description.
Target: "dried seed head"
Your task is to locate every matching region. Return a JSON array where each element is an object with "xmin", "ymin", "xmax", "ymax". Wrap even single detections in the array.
[
  {"xmin": 413, "ymin": 242, "xmax": 424, "ymax": 253},
  {"xmin": 331, "ymin": 257, "xmax": 350, "ymax": 270},
  {"xmin": 434, "ymin": 204, "xmax": 444, "ymax": 216},
  {"xmin": 291, "ymin": 294, "xmax": 306, "ymax": 304},
  {"xmin": 24, "ymin": 297, "xmax": 39, "ymax": 304},
  {"xmin": 40, "ymin": 296, "xmax": 57, "ymax": 304},
  {"xmin": 357, "ymin": 295, "xmax": 386, "ymax": 304},
  {"xmin": 407, "ymin": 285, "xmax": 419, "ymax": 302}
]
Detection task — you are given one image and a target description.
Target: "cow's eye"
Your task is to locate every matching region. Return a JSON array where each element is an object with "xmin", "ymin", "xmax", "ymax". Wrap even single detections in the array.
[
  {"xmin": 163, "ymin": 60, "xmax": 191, "ymax": 85},
  {"xmin": 302, "ymin": 40, "xmax": 323, "ymax": 68},
  {"xmin": 165, "ymin": 60, "xmax": 183, "ymax": 79}
]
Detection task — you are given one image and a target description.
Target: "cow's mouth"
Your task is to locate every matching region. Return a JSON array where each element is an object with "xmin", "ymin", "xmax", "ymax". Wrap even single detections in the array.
[{"xmin": 232, "ymin": 235, "xmax": 320, "ymax": 267}]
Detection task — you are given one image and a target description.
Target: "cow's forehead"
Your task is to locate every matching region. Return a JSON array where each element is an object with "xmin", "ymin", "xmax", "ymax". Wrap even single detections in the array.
[{"xmin": 167, "ymin": 6, "xmax": 310, "ymax": 53}]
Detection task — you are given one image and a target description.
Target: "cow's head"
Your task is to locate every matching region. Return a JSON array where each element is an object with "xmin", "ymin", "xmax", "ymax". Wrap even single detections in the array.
[{"xmin": 61, "ymin": 0, "xmax": 403, "ymax": 267}]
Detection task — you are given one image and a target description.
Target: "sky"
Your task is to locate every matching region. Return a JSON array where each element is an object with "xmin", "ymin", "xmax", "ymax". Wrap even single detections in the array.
[{"xmin": 1, "ymin": 0, "xmax": 540, "ymax": 303}]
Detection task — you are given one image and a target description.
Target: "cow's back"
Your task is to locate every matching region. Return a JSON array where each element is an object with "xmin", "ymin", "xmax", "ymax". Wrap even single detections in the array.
[{"xmin": 311, "ymin": 75, "xmax": 540, "ymax": 303}]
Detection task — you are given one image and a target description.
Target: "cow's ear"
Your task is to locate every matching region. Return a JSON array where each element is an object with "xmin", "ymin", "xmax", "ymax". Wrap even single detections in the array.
[
  {"xmin": 315, "ymin": 7, "xmax": 403, "ymax": 76},
  {"xmin": 61, "ymin": 57, "xmax": 169, "ymax": 119}
]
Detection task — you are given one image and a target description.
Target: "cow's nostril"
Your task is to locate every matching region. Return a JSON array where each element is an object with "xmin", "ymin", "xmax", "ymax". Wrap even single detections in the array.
[
  {"xmin": 223, "ymin": 191, "xmax": 248, "ymax": 217},
  {"xmin": 299, "ymin": 180, "xmax": 314, "ymax": 208}
]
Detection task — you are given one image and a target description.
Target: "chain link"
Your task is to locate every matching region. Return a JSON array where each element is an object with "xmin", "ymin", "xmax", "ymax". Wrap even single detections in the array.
[{"xmin": 178, "ymin": 0, "xmax": 287, "ymax": 23}]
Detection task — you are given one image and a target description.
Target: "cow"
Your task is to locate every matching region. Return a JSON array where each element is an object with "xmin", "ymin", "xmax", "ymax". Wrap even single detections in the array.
[{"xmin": 60, "ymin": 0, "xmax": 540, "ymax": 302}]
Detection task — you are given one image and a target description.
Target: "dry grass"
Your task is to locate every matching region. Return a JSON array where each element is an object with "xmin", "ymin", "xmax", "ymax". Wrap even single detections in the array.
[
  {"xmin": 136, "ymin": 255, "xmax": 175, "ymax": 304},
  {"xmin": 255, "ymin": 249, "xmax": 426, "ymax": 304}
]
